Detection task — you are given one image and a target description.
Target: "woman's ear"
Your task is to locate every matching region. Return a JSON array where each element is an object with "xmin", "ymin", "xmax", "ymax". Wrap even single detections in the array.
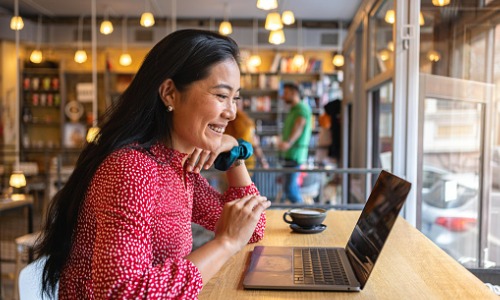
[{"xmin": 158, "ymin": 79, "xmax": 176, "ymax": 108}]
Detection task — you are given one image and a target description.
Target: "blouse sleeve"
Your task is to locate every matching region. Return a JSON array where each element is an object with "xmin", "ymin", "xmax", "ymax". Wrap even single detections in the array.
[
  {"xmin": 89, "ymin": 150, "xmax": 203, "ymax": 299},
  {"xmin": 190, "ymin": 173, "xmax": 267, "ymax": 243}
]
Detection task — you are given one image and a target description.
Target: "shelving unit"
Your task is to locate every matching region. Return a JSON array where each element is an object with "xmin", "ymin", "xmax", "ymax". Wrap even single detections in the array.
[
  {"xmin": 104, "ymin": 71, "xmax": 134, "ymax": 108},
  {"xmin": 20, "ymin": 61, "xmax": 64, "ymax": 172}
]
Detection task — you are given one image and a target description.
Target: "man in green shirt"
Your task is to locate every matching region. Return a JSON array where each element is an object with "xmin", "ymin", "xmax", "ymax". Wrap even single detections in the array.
[{"xmin": 278, "ymin": 83, "xmax": 312, "ymax": 203}]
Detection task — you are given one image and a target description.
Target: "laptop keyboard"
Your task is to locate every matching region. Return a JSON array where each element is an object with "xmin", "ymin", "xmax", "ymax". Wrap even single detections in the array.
[{"xmin": 293, "ymin": 248, "xmax": 350, "ymax": 286}]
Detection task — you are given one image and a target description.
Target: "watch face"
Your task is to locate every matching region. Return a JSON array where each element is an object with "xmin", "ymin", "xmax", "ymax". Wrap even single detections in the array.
[{"xmin": 65, "ymin": 100, "xmax": 84, "ymax": 122}]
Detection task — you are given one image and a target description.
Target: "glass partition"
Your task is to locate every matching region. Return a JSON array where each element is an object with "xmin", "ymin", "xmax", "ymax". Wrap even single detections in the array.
[
  {"xmin": 371, "ymin": 81, "xmax": 393, "ymax": 171},
  {"xmin": 419, "ymin": 74, "xmax": 493, "ymax": 268},
  {"xmin": 368, "ymin": 0, "xmax": 394, "ymax": 80}
]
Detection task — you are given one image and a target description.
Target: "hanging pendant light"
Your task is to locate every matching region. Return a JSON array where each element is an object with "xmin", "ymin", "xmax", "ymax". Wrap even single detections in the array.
[
  {"xmin": 219, "ymin": 3, "xmax": 232, "ymax": 36},
  {"xmin": 427, "ymin": 50, "xmax": 441, "ymax": 62},
  {"xmin": 219, "ymin": 21, "xmax": 232, "ymax": 35},
  {"xmin": 30, "ymin": 50, "xmax": 43, "ymax": 64},
  {"xmin": 119, "ymin": 18, "xmax": 132, "ymax": 67},
  {"xmin": 256, "ymin": 0, "xmax": 278, "ymax": 10},
  {"xmin": 387, "ymin": 41, "xmax": 395, "ymax": 51},
  {"xmin": 100, "ymin": 20, "xmax": 113, "ymax": 34},
  {"xmin": 379, "ymin": 49, "xmax": 391, "ymax": 61},
  {"xmin": 332, "ymin": 54, "xmax": 344, "ymax": 67},
  {"xmin": 140, "ymin": 0, "xmax": 155, "ymax": 27},
  {"xmin": 265, "ymin": 12, "xmax": 283, "ymax": 31},
  {"xmin": 432, "ymin": 0, "xmax": 450, "ymax": 6},
  {"xmin": 30, "ymin": 15, "xmax": 43, "ymax": 64},
  {"xmin": 248, "ymin": 19, "xmax": 261, "ymax": 69},
  {"xmin": 282, "ymin": 10, "xmax": 295, "ymax": 25},
  {"xmin": 293, "ymin": 54, "xmax": 305, "ymax": 68},
  {"xmin": 140, "ymin": 12, "xmax": 155, "ymax": 27},
  {"xmin": 86, "ymin": 126, "xmax": 100, "ymax": 143},
  {"xmin": 269, "ymin": 29, "xmax": 285, "ymax": 45},
  {"xmin": 332, "ymin": 22, "xmax": 345, "ymax": 68},
  {"xmin": 74, "ymin": 50, "xmax": 88, "ymax": 64},
  {"xmin": 75, "ymin": 15, "xmax": 87, "ymax": 64},
  {"xmin": 100, "ymin": 7, "xmax": 114, "ymax": 35},
  {"xmin": 10, "ymin": 0, "xmax": 24, "ymax": 30},
  {"xmin": 119, "ymin": 53, "xmax": 132, "ymax": 66},
  {"xmin": 88, "ymin": 0, "xmax": 100, "ymax": 144},
  {"xmin": 385, "ymin": 9, "xmax": 395, "ymax": 24},
  {"xmin": 293, "ymin": 19, "xmax": 304, "ymax": 69},
  {"xmin": 248, "ymin": 55, "xmax": 262, "ymax": 68},
  {"xmin": 10, "ymin": 16, "xmax": 24, "ymax": 30},
  {"xmin": 9, "ymin": 171, "xmax": 26, "ymax": 188}
]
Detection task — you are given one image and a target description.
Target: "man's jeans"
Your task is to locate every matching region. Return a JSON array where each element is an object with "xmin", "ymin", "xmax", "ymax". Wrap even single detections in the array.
[{"xmin": 282, "ymin": 159, "xmax": 302, "ymax": 203}]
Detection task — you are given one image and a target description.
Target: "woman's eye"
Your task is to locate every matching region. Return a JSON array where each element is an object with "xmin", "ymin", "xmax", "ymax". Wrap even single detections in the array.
[
  {"xmin": 216, "ymin": 94, "xmax": 228, "ymax": 100},
  {"xmin": 232, "ymin": 96, "xmax": 241, "ymax": 102}
]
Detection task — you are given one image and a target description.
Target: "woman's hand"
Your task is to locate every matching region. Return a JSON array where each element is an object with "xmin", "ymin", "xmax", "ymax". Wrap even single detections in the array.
[
  {"xmin": 185, "ymin": 135, "xmax": 238, "ymax": 173},
  {"xmin": 214, "ymin": 195, "xmax": 271, "ymax": 254}
]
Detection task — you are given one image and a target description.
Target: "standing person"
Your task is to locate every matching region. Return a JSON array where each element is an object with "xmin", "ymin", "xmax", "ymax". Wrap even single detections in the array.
[
  {"xmin": 225, "ymin": 108, "xmax": 269, "ymax": 170},
  {"xmin": 35, "ymin": 29, "xmax": 270, "ymax": 299},
  {"xmin": 278, "ymin": 83, "xmax": 312, "ymax": 204},
  {"xmin": 324, "ymin": 99, "xmax": 342, "ymax": 165}
]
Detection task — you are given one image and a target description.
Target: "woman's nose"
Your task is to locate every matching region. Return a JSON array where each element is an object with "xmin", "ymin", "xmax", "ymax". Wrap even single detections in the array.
[{"xmin": 222, "ymin": 102, "xmax": 236, "ymax": 120}]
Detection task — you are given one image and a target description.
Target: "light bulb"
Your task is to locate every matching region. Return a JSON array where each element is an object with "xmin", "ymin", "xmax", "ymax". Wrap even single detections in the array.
[
  {"xmin": 119, "ymin": 53, "xmax": 132, "ymax": 66},
  {"xmin": 74, "ymin": 50, "xmax": 88, "ymax": 64},
  {"xmin": 269, "ymin": 29, "xmax": 285, "ymax": 45},
  {"xmin": 140, "ymin": 12, "xmax": 155, "ymax": 27},
  {"xmin": 419, "ymin": 12, "xmax": 425, "ymax": 26},
  {"xmin": 9, "ymin": 171, "xmax": 26, "ymax": 188},
  {"xmin": 385, "ymin": 10, "xmax": 395, "ymax": 24},
  {"xmin": 265, "ymin": 12, "xmax": 283, "ymax": 31},
  {"xmin": 293, "ymin": 54, "xmax": 305, "ymax": 68},
  {"xmin": 432, "ymin": 0, "xmax": 450, "ymax": 6},
  {"xmin": 30, "ymin": 50, "xmax": 43, "ymax": 64},
  {"xmin": 10, "ymin": 16, "xmax": 24, "ymax": 30},
  {"xmin": 387, "ymin": 41, "xmax": 395, "ymax": 52},
  {"xmin": 248, "ymin": 55, "xmax": 262, "ymax": 68},
  {"xmin": 379, "ymin": 49, "xmax": 391, "ymax": 61},
  {"xmin": 219, "ymin": 21, "xmax": 233, "ymax": 36},
  {"xmin": 282, "ymin": 10, "xmax": 295, "ymax": 25},
  {"xmin": 332, "ymin": 54, "xmax": 344, "ymax": 67},
  {"xmin": 100, "ymin": 20, "xmax": 114, "ymax": 35},
  {"xmin": 427, "ymin": 50, "xmax": 441, "ymax": 62},
  {"xmin": 86, "ymin": 126, "xmax": 100, "ymax": 143},
  {"xmin": 256, "ymin": 0, "xmax": 278, "ymax": 10}
]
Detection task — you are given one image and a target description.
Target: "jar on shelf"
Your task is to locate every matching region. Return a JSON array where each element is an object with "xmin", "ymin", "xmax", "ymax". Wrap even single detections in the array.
[
  {"xmin": 22, "ymin": 106, "xmax": 33, "ymax": 123},
  {"xmin": 51, "ymin": 77, "xmax": 59, "ymax": 90}
]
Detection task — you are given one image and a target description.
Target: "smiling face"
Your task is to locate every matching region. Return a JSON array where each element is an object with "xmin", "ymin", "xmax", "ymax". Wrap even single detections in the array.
[{"xmin": 161, "ymin": 59, "xmax": 241, "ymax": 154}]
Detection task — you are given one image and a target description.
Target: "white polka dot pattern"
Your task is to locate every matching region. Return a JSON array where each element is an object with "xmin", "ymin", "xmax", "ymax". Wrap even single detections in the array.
[{"xmin": 58, "ymin": 143, "xmax": 267, "ymax": 299}]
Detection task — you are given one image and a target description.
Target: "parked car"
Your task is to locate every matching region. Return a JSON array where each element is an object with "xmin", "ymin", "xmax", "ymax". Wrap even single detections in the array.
[{"xmin": 420, "ymin": 166, "xmax": 481, "ymax": 267}]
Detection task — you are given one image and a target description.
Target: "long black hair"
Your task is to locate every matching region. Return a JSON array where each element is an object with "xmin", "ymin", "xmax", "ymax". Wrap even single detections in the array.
[{"xmin": 34, "ymin": 29, "xmax": 240, "ymax": 297}]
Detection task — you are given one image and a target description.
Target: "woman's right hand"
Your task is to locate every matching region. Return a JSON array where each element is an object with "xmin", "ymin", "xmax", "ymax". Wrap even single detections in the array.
[{"xmin": 213, "ymin": 195, "xmax": 271, "ymax": 254}]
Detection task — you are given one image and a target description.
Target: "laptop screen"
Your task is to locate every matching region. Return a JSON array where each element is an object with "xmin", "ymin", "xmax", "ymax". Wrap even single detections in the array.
[{"xmin": 344, "ymin": 170, "xmax": 411, "ymax": 289}]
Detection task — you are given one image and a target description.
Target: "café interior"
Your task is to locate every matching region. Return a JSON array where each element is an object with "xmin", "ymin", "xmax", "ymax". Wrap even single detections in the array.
[{"xmin": 1, "ymin": 0, "xmax": 500, "ymax": 298}]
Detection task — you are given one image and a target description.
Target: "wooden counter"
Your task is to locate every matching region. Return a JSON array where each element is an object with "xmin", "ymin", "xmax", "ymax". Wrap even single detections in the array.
[{"xmin": 199, "ymin": 209, "xmax": 496, "ymax": 299}]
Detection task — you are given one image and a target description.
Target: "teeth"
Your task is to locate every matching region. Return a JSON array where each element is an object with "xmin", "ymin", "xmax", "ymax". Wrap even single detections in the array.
[{"xmin": 208, "ymin": 125, "xmax": 224, "ymax": 134}]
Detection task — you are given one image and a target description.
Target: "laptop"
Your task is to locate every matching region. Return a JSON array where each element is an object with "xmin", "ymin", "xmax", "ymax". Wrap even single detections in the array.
[{"xmin": 243, "ymin": 170, "xmax": 411, "ymax": 291}]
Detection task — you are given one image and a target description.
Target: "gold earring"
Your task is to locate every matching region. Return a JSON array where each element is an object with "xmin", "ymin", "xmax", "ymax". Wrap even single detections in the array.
[{"xmin": 167, "ymin": 105, "xmax": 173, "ymax": 112}]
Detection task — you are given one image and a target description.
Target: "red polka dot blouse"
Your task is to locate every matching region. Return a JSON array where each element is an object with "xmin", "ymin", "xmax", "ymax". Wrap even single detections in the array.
[{"xmin": 58, "ymin": 143, "xmax": 266, "ymax": 299}]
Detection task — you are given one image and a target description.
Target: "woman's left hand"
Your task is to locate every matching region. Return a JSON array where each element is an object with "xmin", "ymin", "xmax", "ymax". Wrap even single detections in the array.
[{"xmin": 185, "ymin": 134, "xmax": 238, "ymax": 173}]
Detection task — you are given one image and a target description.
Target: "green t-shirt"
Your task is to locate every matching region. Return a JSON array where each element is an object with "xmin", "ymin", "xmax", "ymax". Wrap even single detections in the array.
[{"xmin": 281, "ymin": 101, "xmax": 312, "ymax": 164}]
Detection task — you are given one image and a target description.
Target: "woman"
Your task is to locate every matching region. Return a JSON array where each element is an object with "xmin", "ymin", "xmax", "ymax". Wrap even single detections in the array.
[{"xmin": 35, "ymin": 29, "xmax": 271, "ymax": 299}]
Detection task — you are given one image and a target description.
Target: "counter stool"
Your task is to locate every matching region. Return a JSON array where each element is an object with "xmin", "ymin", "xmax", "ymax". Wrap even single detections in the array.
[{"xmin": 14, "ymin": 232, "xmax": 41, "ymax": 300}]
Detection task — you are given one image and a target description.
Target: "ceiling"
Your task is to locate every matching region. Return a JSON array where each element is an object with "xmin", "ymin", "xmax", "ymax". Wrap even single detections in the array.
[{"xmin": 0, "ymin": 0, "xmax": 362, "ymax": 23}]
